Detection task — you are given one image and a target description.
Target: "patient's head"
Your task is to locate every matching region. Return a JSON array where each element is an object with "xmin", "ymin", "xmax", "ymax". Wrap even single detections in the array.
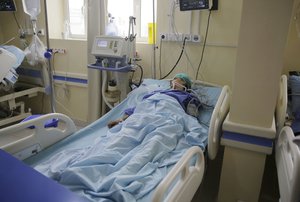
[{"xmin": 171, "ymin": 73, "xmax": 192, "ymax": 91}]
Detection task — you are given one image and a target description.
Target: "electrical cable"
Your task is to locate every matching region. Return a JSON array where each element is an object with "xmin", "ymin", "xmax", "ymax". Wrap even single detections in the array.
[
  {"xmin": 160, "ymin": 37, "xmax": 187, "ymax": 80},
  {"xmin": 196, "ymin": 10, "xmax": 212, "ymax": 80},
  {"xmin": 168, "ymin": 1, "xmax": 197, "ymax": 78},
  {"xmin": 136, "ymin": 64, "xmax": 144, "ymax": 86},
  {"xmin": 158, "ymin": 36, "xmax": 163, "ymax": 79},
  {"xmin": 12, "ymin": 12, "xmax": 22, "ymax": 29}
]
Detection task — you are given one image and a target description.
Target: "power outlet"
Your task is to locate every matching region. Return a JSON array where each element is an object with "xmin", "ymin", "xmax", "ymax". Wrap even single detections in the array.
[
  {"xmin": 160, "ymin": 33, "xmax": 201, "ymax": 43},
  {"xmin": 52, "ymin": 48, "xmax": 66, "ymax": 54},
  {"xmin": 22, "ymin": 28, "xmax": 45, "ymax": 36}
]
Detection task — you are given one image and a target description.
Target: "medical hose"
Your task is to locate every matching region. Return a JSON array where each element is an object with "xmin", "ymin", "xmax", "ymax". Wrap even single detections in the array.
[
  {"xmin": 102, "ymin": 71, "xmax": 114, "ymax": 109},
  {"xmin": 160, "ymin": 37, "xmax": 187, "ymax": 80},
  {"xmin": 135, "ymin": 64, "xmax": 144, "ymax": 87},
  {"xmin": 196, "ymin": 10, "xmax": 211, "ymax": 80}
]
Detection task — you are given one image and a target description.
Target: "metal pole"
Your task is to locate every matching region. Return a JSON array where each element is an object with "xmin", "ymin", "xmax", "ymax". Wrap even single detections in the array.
[
  {"xmin": 44, "ymin": 0, "xmax": 56, "ymax": 113},
  {"xmin": 152, "ymin": 0, "xmax": 156, "ymax": 79}
]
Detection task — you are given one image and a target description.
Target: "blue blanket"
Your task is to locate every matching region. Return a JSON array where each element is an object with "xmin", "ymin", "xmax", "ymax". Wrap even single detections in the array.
[{"xmin": 35, "ymin": 93, "xmax": 207, "ymax": 201}]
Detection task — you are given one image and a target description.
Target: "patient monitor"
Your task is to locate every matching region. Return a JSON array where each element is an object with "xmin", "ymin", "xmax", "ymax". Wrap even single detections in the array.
[{"xmin": 0, "ymin": 47, "xmax": 18, "ymax": 89}]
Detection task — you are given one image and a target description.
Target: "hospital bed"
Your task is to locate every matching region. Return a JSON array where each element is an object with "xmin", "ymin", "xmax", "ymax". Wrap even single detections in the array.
[
  {"xmin": 0, "ymin": 46, "xmax": 46, "ymax": 127},
  {"xmin": 275, "ymin": 74, "xmax": 300, "ymax": 202},
  {"xmin": 0, "ymin": 79, "xmax": 230, "ymax": 201},
  {"xmin": 276, "ymin": 126, "xmax": 300, "ymax": 202}
]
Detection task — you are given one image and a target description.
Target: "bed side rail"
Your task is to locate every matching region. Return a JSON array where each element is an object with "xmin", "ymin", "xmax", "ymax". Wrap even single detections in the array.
[
  {"xmin": 276, "ymin": 126, "xmax": 300, "ymax": 202},
  {"xmin": 275, "ymin": 75, "xmax": 288, "ymax": 136},
  {"xmin": 208, "ymin": 85, "xmax": 230, "ymax": 160},
  {"xmin": 0, "ymin": 113, "xmax": 77, "ymax": 160},
  {"xmin": 152, "ymin": 146, "xmax": 205, "ymax": 202}
]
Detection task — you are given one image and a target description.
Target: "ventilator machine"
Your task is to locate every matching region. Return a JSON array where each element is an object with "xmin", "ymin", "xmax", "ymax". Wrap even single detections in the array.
[{"xmin": 88, "ymin": 16, "xmax": 137, "ymax": 110}]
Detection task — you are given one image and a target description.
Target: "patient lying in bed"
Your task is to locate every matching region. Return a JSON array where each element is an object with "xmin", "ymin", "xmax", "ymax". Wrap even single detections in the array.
[
  {"xmin": 108, "ymin": 73, "xmax": 201, "ymax": 128},
  {"xmin": 34, "ymin": 73, "xmax": 208, "ymax": 201}
]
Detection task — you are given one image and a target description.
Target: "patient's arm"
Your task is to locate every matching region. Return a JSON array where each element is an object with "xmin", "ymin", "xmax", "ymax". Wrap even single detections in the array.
[{"xmin": 107, "ymin": 114, "xmax": 129, "ymax": 129}]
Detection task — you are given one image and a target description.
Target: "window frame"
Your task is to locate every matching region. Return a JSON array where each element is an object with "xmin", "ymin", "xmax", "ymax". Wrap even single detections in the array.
[
  {"xmin": 64, "ymin": 0, "xmax": 87, "ymax": 40},
  {"xmin": 107, "ymin": 0, "xmax": 156, "ymax": 43}
]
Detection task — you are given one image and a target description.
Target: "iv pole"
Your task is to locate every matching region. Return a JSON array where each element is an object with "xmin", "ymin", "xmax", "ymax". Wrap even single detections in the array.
[
  {"xmin": 44, "ymin": 0, "xmax": 56, "ymax": 113},
  {"xmin": 152, "ymin": 0, "xmax": 156, "ymax": 79}
]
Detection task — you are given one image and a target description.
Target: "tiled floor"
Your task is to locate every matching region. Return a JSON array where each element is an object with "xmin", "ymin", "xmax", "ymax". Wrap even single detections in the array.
[{"xmin": 192, "ymin": 146, "xmax": 280, "ymax": 202}]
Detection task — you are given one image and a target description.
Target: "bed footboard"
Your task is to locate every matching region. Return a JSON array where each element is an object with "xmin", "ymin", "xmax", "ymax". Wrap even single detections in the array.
[
  {"xmin": 276, "ymin": 126, "xmax": 300, "ymax": 202},
  {"xmin": 152, "ymin": 146, "xmax": 205, "ymax": 202},
  {"xmin": 208, "ymin": 85, "xmax": 230, "ymax": 160},
  {"xmin": 0, "ymin": 113, "xmax": 77, "ymax": 160}
]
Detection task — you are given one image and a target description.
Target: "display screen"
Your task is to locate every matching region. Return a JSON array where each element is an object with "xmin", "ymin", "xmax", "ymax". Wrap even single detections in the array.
[
  {"xmin": 0, "ymin": 0, "xmax": 16, "ymax": 12},
  {"xmin": 97, "ymin": 40, "xmax": 108, "ymax": 48},
  {"xmin": 179, "ymin": 0, "xmax": 209, "ymax": 11}
]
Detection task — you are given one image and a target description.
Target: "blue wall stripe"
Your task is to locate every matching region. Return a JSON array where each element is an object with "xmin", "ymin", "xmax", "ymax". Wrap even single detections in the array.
[
  {"xmin": 222, "ymin": 131, "xmax": 273, "ymax": 148},
  {"xmin": 17, "ymin": 67, "xmax": 88, "ymax": 84},
  {"xmin": 53, "ymin": 75, "xmax": 88, "ymax": 84}
]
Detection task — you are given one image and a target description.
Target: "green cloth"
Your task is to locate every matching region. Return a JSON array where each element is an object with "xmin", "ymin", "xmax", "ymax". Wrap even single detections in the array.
[{"xmin": 174, "ymin": 73, "xmax": 192, "ymax": 89}]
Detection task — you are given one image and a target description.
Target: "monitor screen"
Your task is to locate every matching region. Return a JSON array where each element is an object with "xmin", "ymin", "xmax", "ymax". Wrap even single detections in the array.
[
  {"xmin": 0, "ymin": 0, "xmax": 16, "ymax": 12},
  {"xmin": 97, "ymin": 40, "xmax": 108, "ymax": 48},
  {"xmin": 179, "ymin": 0, "xmax": 209, "ymax": 11}
]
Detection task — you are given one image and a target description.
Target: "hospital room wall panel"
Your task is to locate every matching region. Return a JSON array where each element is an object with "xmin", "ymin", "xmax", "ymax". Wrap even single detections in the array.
[
  {"xmin": 0, "ymin": 0, "xmax": 47, "ymax": 49},
  {"xmin": 135, "ymin": 43, "xmax": 154, "ymax": 79},
  {"xmin": 54, "ymin": 84, "xmax": 88, "ymax": 123},
  {"xmin": 46, "ymin": 39, "xmax": 88, "ymax": 122},
  {"xmin": 157, "ymin": 42, "xmax": 237, "ymax": 86},
  {"xmin": 198, "ymin": 0, "xmax": 242, "ymax": 46},
  {"xmin": 49, "ymin": 39, "xmax": 88, "ymax": 75},
  {"xmin": 0, "ymin": 25, "xmax": 3, "ymax": 43},
  {"xmin": 0, "ymin": 10, "xmax": 23, "ymax": 47},
  {"xmin": 46, "ymin": 0, "xmax": 64, "ymax": 39},
  {"xmin": 156, "ymin": 0, "xmax": 242, "ymax": 87},
  {"xmin": 197, "ymin": 46, "xmax": 238, "ymax": 86},
  {"xmin": 229, "ymin": 0, "xmax": 293, "ymax": 128},
  {"xmin": 283, "ymin": 0, "xmax": 300, "ymax": 74}
]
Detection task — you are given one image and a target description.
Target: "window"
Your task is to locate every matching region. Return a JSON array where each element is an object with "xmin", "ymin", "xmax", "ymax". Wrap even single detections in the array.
[
  {"xmin": 107, "ymin": 0, "xmax": 157, "ymax": 42},
  {"xmin": 65, "ymin": 0, "xmax": 87, "ymax": 39}
]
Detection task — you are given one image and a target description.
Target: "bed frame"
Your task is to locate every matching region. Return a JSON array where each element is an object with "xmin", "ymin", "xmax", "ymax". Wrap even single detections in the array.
[
  {"xmin": 275, "ymin": 74, "xmax": 288, "ymax": 136},
  {"xmin": 0, "ymin": 83, "xmax": 231, "ymax": 202},
  {"xmin": 0, "ymin": 113, "xmax": 77, "ymax": 160},
  {"xmin": 275, "ymin": 74, "xmax": 300, "ymax": 202},
  {"xmin": 276, "ymin": 126, "xmax": 300, "ymax": 202}
]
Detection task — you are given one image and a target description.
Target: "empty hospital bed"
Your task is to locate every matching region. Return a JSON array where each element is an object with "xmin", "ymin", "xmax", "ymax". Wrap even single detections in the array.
[
  {"xmin": 275, "ymin": 74, "xmax": 300, "ymax": 202},
  {"xmin": 0, "ymin": 78, "xmax": 230, "ymax": 201}
]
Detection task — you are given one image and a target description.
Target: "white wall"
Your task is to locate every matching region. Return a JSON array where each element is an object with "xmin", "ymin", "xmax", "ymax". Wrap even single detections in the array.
[
  {"xmin": 155, "ymin": 0, "xmax": 243, "ymax": 86},
  {"xmin": 46, "ymin": 0, "xmax": 64, "ymax": 39},
  {"xmin": 229, "ymin": 0, "xmax": 293, "ymax": 128},
  {"xmin": 0, "ymin": 25, "xmax": 3, "ymax": 43},
  {"xmin": 284, "ymin": 0, "xmax": 300, "ymax": 73}
]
